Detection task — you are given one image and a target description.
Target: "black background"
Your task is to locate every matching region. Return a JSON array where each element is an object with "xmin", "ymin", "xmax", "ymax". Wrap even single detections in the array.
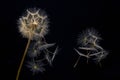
[{"xmin": 0, "ymin": 0, "xmax": 120, "ymax": 80}]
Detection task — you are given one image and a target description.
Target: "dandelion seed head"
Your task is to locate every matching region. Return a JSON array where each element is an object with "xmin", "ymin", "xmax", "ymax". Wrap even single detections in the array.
[
  {"xmin": 75, "ymin": 28, "xmax": 108, "ymax": 65},
  {"xmin": 18, "ymin": 8, "xmax": 49, "ymax": 40}
]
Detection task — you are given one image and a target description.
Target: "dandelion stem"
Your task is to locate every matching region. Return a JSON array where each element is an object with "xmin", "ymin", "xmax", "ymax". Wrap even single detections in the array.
[
  {"xmin": 16, "ymin": 38, "xmax": 31, "ymax": 80},
  {"xmin": 74, "ymin": 56, "xmax": 80, "ymax": 68}
]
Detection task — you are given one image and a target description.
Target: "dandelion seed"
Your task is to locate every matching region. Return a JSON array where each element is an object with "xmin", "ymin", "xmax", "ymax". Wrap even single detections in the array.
[
  {"xmin": 38, "ymin": 43, "xmax": 55, "ymax": 51},
  {"xmin": 26, "ymin": 61, "xmax": 45, "ymax": 74},
  {"xmin": 43, "ymin": 45, "xmax": 59, "ymax": 66},
  {"xmin": 28, "ymin": 49, "xmax": 39, "ymax": 58},
  {"xmin": 74, "ymin": 48, "xmax": 88, "ymax": 58},
  {"xmin": 45, "ymin": 53, "xmax": 52, "ymax": 65},
  {"xmin": 93, "ymin": 50, "xmax": 108, "ymax": 62},
  {"xmin": 27, "ymin": 41, "xmax": 42, "ymax": 58},
  {"xmin": 52, "ymin": 46, "xmax": 59, "ymax": 61},
  {"xmin": 78, "ymin": 47, "xmax": 97, "ymax": 51}
]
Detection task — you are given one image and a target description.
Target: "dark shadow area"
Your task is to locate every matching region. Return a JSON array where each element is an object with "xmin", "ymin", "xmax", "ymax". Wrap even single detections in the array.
[{"xmin": 0, "ymin": 0, "xmax": 120, "ymax": 80}]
